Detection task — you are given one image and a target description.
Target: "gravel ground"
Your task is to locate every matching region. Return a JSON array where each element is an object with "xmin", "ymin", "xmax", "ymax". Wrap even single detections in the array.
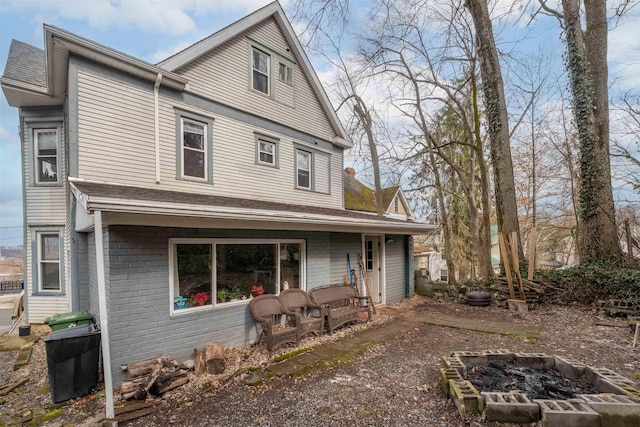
[{"xmin": 2, "ymin": 296, "xmax": 640, "ymax": 426}]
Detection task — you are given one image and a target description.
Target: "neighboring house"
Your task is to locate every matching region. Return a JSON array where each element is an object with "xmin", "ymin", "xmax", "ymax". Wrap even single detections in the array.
[
  {"xmin": 1, "ymin": 0, "xmax": 434, "ymax": 389},
  {"xmin": 343, "ymin": 167, "xmax": 413, "ymax": 221},
  {"xmin": 342, "ymin": 167, "xmax": 421, "ymax": 294}
]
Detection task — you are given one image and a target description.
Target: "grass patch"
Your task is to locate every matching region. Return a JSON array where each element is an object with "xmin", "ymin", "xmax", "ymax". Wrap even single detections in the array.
[
  {"xmin": 272, "ymin": 348, "xmax": 311, "ymax": 362},
  {"xmin": 41, "ymin": 408, "xmax": 63, "ymax": 421}
]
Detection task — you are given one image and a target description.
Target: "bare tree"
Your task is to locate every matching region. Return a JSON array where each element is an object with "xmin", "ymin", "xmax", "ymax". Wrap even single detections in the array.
[{"xmin": 465, "ymin": 0, "xmax": 523, "ymax": 259}]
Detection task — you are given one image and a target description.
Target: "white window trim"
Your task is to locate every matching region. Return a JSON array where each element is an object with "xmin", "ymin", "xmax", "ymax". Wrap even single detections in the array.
[
  {"xmin": 257, "ymin": 139, "xmax": 276, "ymax": 166},
  {"xmin": 33, "ymin": 127, "xmax": 60, "ymax": 185},
  {"xmin": 278, "ymin": 62, "xmax": 293, "ymax": 86},
  {"xmin": 296, "ymin": 149, "xmax": 312, "ymax": 190},
  {"xmin": 180, "ymin": 117, "xmax": 207, "ymax": 182},
  {"xmin": 251, "ymin": 47, "xmax": 271, "ymax": 96},
  {"xmin": 37, "ymin": 231, "xmax": 61, "ymax": 292},
  {"xmin": 168, "ymin": 238, "xmax": 306, "ymax": 316}
]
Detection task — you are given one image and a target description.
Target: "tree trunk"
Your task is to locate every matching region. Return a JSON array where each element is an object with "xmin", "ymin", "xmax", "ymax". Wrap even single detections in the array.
[
  {"xmin": 354, "ymin": 97, "xmax": 385, "ymax": 217},
  {"xmin": 561, "ymin": 0, "xmax": 622, "ymax": 263},
  {"xmin": 471, "ymin": 69, "xmax": 494, "ymax": 278},
  {"xmin": 465, "ymin": 0, "xmax": 523, "ymax": 260}
]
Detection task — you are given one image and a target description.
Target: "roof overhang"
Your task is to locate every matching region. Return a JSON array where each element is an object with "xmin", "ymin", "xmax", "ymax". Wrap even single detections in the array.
[
  {"xmin": 70, "ymin": 180, "xmax": 436, "ymax": 235},
  {"xmin": 1, "ymin": 25, "xmax": 189, "ymax": 108}
]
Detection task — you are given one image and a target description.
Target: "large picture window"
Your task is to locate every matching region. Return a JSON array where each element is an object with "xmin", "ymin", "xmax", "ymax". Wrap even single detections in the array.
[
  {"xmin": 170, "ymin": 239, "xmax": 304, "ymax": 314},
  {"xmin": 38, "ymin": 232, "xmax": 61, "ymax": 291},
  {"xmin": 34, "ymin": 128, "xmax": 58, "ymax": 184}
]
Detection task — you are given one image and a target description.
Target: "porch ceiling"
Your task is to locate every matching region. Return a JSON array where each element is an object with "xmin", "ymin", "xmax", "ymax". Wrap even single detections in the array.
[{"xmin": 70, "ymin": 180, "xmax": 436, "ymax": 235}]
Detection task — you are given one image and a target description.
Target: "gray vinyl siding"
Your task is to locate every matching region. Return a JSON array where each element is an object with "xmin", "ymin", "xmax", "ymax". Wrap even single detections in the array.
[
  {"xmin": 74, "ymin": 66, "xmax": 344, "ymax": 209},
  {"xmin": 88, "ymin": 232, "xmax": 100, "ymax": 324},
  {"xmin": 76, "ymin": 70, "xmax": 155, "ymax": 182},
  {"xmin": 76, "ymin": 232, "xmax": 90, "ymax": 311},
  {"xmin": 21, "ymin": 111, "xmax": 71, "ymax": 322},
  {"xmin": 104, "ymin": 225, "xmax": 332, "ymax": 385},
  {"xmin": 176, "ymin": 17, "xmax": 336, "ymax": 141},
  {"xmin": 329, "ymin": 233, "xmax": 362, "ymax": 286},
  {"xmin": 23, "ymin": 115, "xmax": 66, "ymax": 224},
  {"xmin": 385, "ymin": 236, "xmax": 407, "ymax": 304}
]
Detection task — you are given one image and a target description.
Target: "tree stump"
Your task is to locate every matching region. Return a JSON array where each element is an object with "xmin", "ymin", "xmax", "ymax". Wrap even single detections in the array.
[
  {"xmin": 204, "ymin": 343, "xmax": 225, "ymax": 374},
  {"xmin": 194, "ymin": 348, "xmax": 206, "ymax": 376}
]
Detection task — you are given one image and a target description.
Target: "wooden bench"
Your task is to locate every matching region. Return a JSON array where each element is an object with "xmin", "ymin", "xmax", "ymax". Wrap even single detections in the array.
[{"xmin": 308, "ymin": 284, "xmax": 372, "ymax": 333}]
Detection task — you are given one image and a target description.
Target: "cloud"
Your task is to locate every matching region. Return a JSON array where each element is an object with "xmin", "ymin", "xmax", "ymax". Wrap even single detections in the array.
[{"xmin": 3, "ymin": 0, "xmax": 290, "ymax": 36}]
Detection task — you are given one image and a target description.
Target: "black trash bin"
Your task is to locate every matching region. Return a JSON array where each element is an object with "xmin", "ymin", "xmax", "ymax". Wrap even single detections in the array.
[{"xmin": 45, "ymin": 324, "xmax": 101, "ymax": 403}]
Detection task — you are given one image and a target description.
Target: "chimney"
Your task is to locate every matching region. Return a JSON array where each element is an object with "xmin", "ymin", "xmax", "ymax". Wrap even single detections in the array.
[{"xmin": 344, "ymin": 167, "xmax": 356, "ymax": 177}]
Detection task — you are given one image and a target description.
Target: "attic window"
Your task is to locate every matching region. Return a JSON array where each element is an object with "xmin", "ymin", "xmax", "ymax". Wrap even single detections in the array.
[
  {"xmin": 252, "ymin": 47, "xmax": 270, "ymax": 95},
  {"xmin": 394, "ymin": 196, "xmax": 399, "ymax": 213},
  {"xmin": 278, "ymin": 63, "xmax": 293, "ymax": 85}
]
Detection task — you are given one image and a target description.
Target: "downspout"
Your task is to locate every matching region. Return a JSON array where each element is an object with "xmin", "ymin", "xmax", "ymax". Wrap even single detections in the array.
[
  {"xmin": 154, "ymin": 73, "xmax": 163, "ymax": 184},
  {"xmin": 94, "ymin": 211, "xmax": 114, "ymax": 420},
  {"xmin": 405, "ymin": 235, "xmax": 412, "ymax": 298}
]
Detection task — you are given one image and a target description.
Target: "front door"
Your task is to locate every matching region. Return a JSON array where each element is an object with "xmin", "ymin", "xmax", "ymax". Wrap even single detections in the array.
[{"xmin": 364, "ymin": 236, "xmax": 381, "ymax": 303}]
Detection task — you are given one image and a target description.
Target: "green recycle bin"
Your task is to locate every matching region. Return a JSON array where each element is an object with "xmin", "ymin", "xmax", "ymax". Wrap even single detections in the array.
[{"xmin": 44, "ymin": 311, "xmax": 93, "ymax": 331}]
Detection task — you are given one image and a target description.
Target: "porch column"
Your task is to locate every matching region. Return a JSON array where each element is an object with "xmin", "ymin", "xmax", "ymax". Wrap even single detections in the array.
[{"xmin": 94, "ymin": 211, "xmax": 114, "ymax": 419}]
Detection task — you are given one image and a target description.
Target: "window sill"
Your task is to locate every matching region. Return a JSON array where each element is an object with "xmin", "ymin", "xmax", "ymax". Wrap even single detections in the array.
[
  {"xmin": 31, "ymin": 291, "xmax": 66, "ymax": 297},
  {"xmin": 256, "ymin": 161, "xmax": 278, "ymax": 168},
  {"xmin": 32, "ymin": 182, "xmax": 63, "ymax": 187},
  {"xmin": 176, "ymin": 175, "xmax": 212, "ymax": 185},
  {"xmin": 170, "ymin": 298, "xmax": 250, "ymax": 317}
]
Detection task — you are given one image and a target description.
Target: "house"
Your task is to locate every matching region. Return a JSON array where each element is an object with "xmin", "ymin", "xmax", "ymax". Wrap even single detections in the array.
[
  {"xmin": 1, "ymin": 0, "xmax": 434, "ymax": 400},
  {"xmin": 343, "ymin": 167, "xmax": 413, "ymax": 221}
]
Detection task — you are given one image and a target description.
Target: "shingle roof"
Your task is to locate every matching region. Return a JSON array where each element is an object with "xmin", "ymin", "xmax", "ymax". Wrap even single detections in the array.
[
  {"xmin": 72, "ymin": 181, "xmax": 417, "ymax": 224},
  {"xmin": 343, "ymin": 171, "xmax": 399, "ymax": 213},
  {"xmin": 3, "ymin": 40, "xmax": 46, "ymax": 87}
]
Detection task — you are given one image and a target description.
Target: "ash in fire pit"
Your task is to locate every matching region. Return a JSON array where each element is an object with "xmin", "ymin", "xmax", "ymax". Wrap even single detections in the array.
[{"xmin": 466, "ymin": 360, "xmax": 598, "ymax": 400}]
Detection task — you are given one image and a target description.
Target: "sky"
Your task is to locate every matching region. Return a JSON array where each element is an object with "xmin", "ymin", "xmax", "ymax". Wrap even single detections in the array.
[{"xmin": 0, "ymin": 0, "xmax": 638, "ymax": 247}]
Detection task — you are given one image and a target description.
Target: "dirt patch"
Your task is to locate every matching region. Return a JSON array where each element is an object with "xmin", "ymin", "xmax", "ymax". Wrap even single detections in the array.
[{"xmin": 2, "ymin": 297, "xmax": 639, "ymax": 426}]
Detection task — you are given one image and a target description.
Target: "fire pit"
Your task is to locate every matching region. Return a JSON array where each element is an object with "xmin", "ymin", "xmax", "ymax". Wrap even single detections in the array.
[
  {"xmin": 467, "ymin": 359, "xmax": 597, "ymax": 400},
  {"xmin": 440, "ymin": 349, "xmax": 640, "ymax": 426}
]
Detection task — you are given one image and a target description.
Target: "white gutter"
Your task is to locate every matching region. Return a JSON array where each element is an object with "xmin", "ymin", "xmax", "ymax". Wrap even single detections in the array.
[
  {"xmin": 94, "ymin": 211, "xmax": 114, "ymax": 420},
  {"xmin": 154, "ymin": 73, "xmax": 163, "ymax": 183},
  {"xmin": 81, "ymin": 197, "xmax": 436, "ymax": 234}
]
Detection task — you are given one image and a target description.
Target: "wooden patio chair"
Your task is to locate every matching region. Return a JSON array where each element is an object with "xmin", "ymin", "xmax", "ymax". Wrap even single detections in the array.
[
  {"xmin": 279, "ymin": 288, "xmax": 325, "ymax": 338},
  {"xmin": 249, "ymin": 294, "xmax": 300, "ymax": 351}
]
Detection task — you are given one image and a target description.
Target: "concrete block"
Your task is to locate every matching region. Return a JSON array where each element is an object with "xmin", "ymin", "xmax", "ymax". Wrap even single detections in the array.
[
  {"xmin": 448, "ymin": 380, "xmax": 483, "ymax": 420},
  {"xmin": 102, "ymin": 420, "xmax": 118, "ymax": 427},
  {"xmin": 617, "ymin": 383, "xmax": 640, "ymax": 403},
  {"xmin": 578, "ymin": 394, "xmax": 640, "ymax": 427},
  {"xmin": 482, "ymin": 392, "xmax": 540, "ymax": 423},
  {"xmin": 514, "ymin": 353, "xmax": 555, "ymax": 370},
  {"xmin": 451, "ymin": 351, "xmax": 488, "ymax": 367},
  {"xmin": 439, "ymin": 367, "xmax": 463, "ymax": 395},
  {"xmin": 441, "ymin": 355, "xmax": 467, "ymax": 378},
  {"xmin": 554, "ymin": 355, "xmax": 586, "ymax": 380},
  {"xmin": 535, "ymin": 399, "xmax": 601, "ymax": 427},
  {"xmin": 483, "ymin": 349, "xmax": 516, "ymax": 361}
]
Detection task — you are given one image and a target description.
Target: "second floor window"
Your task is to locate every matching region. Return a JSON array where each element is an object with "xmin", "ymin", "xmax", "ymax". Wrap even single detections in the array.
[
  {"xmin": 181, "ymin": 118, "xmax": 206, "ymax": 180},
  {"xmin": 252, "ymin": 47, "xmax": 270, "ymax": 95},
  {"xmin": 258, "ymin": 139, "xmax": 276, "ymax": 166},
  {"xmin": 34, "ymin": 129, "xmax": 58, "ymax": 184},
  {"xmin": 296, "ymin": 149, "xmax": 311, "ymax": 189}
]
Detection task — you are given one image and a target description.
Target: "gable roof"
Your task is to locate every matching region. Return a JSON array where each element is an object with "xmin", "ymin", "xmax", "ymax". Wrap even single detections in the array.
[
  {"xmin": 3, "ymin": 40, "xmax": 46, "ymax": 88},
  {"xmin": 157, "ymin": 1, "xmax": 350, "ymax": 147},
  {"xmin": 343, "ymin": 170, "xmax": 413, "ymax": 217}
]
